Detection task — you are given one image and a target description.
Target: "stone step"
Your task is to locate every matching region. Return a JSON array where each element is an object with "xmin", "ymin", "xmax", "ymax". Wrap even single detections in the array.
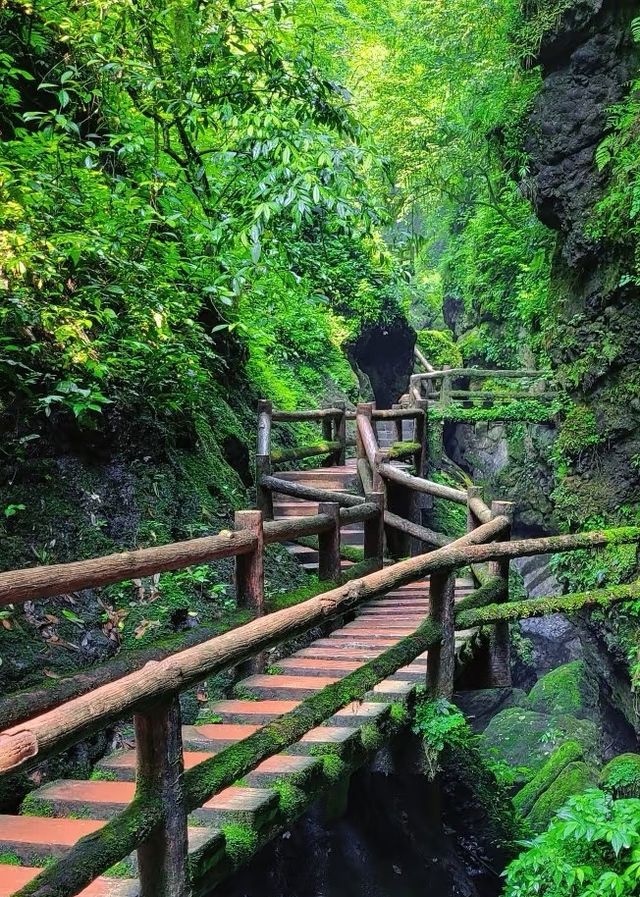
[
  {"xmin": 0, "ymin": 815, "xmax": 211, "ymax": 865},
  {"xmin": 190, "ymin": 786, "xmax": 279, "ymax": 828},
  {"xmin": 276, "ymin": 658, "xmax": 362, "ymax": 677},
  {"xmin": 335, "ymin": 625, "xmax": 415, "ymax": 637},
  {"xmin": 370, "ymin": 678, "xmax": 417, "ymax": 701},
  {"xmin": 311, "ymin": 637, "xmax": 401, "ymax": 650},
  {"xmin": 0, "ymin": 866, "xmax": 138, "ymax": 897},
  {"xmin": 245, "ymin": 754, "xmax": 322, "ymax": 788},
  {"xmin": 237, "ymin": 674, "xmax": 340, "ymax": 700},
  {"xmin": 293, "ymin": 646, "xmax": 384, "ymax": 661},
  {"xmin": 182, "ymin": 723, "xmax": 260, "ymax": 751},
  {"xmin": 207, "ymin": 699, "xmax": 300, "ymax": 724},
  {"xmin": 97, "ymin": 748, "xmax": 218, "ymax": 781},
  {"xmin": 25, "ymin": 779, "xmax": 278, "ymax": 829},
  {"xmin": 285, "ymin": 726, "xmax": 359, "ymax": 756}
]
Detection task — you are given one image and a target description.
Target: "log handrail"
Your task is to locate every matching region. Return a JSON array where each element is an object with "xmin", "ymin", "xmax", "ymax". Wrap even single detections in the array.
[
  {"xmin": 3, "ymin": 522, "xmax": 638, "ymax": 780},
  {"xmin": 413, "ymin": 368, "xmax": 550, "ymax": 381}
]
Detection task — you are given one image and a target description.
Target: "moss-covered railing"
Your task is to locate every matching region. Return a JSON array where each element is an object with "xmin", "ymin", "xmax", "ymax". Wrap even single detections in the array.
[{"xmin": 408, "ymin": 366, "xmax": 557, "ymax": 424}]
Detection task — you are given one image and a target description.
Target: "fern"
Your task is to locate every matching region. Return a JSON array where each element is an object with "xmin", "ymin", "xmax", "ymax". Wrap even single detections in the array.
[{"xmin": 631, "ymin": 17, "xmax": 640, "ymax": 44}]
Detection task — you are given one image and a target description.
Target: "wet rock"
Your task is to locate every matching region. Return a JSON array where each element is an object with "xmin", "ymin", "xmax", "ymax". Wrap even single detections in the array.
[{"xmin": 454, "ymin": 688, "xmax": 528, "ymax": 734}]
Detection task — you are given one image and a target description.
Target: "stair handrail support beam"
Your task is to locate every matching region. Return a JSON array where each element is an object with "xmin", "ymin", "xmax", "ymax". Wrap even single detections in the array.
[
  {"xmin": 318, "ymin": 502, "xmax": 342, "ymax": 582},
  {"xmin": 427, "ymin": 566, "xmax": 456, "ymax": 699},
  {"xmin": 363, "ymin": 491, "xmax": 385, "ymax": 568},
  {"xmin": 134, "ymin": 696, "xmax": 190, "ymax": 897},
  {"xmin": 488, "ymin": 500, "xmax": 515, "ymax": 687},
  {"xmin": 256, "ymin": 399, "xmax": 274, "ymax": 520}
]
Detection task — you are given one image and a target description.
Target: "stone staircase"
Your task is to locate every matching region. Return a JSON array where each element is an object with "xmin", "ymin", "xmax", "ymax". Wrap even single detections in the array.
[
  {"xmin": 0, "ymin": 577, "xmax": 475, "ymax": 895},
  {"xmin": 0, "ymin": 447, "xmax": 477, "ymax": 896}
]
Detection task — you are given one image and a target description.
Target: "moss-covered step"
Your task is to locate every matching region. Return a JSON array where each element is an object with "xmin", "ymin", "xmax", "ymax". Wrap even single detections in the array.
[
  {"xmin": 525, "ymin": 761, "xmax": 598, "ymax": 832},
  {"xmin": 0, "ymin": 865, "xmax": 137, "ymax": 897},
  {"xmin": 23, "ymin": 780, "xmax": 279, "ymax": 830},
  {"xmin": 527, "ymin": 661, "xmax": 599, "ymax": 720},
  {"xmin": 204, "ymin": 699, "xmax": 300, "ymax": 724},
  {"xmin": 235, "ymin": 674, "xmax": 346, "ymax": 700},
  {"xmin": 292, "ymin": 646, "xmax": 385, "ymax": 660},
  {"xmin": 513, "ymin": 740, "xmax": 585, "ymax": 817},
  {"xmin": 481, "ymin": 707, "xmax": 599, "ymax": 782},
  {"xmin": 600, "ymin": 753, "xmax": 640, "ymax": 798},
  {"xmin": 182, "ymin": 723, "xmax": 260, "ymax": 751},
  {"xmin": 0, "ymin": 814, "xmax": 213, "ymax": 866},
  {"xmin": 310, "ymin": 637, "xmax": 402, "ymax": 650}
]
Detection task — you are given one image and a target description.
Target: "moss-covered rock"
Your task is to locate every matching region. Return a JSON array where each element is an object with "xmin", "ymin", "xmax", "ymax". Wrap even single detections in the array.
[
  {"xmin": 416, "ymin": 328, "xmax": 463, "ymax": 368},
  {"xmin": 525, "ymin": 761, "xmax": 598, "ymax": 833},
  {"xmin": 513, "ymin": 740, "xmax": 585, "ymax": 817},
  {"xmin": 455, "ymin": 687, "xmax": 528, "ymax": 734},
  {"xmin": 527, "ymin": 661, "xmax": 599, "ymax": 720},
  {"xmin": 481, "ymin": 707, "xmax": 599, "ymax": 783},
  {"xmin": 600, "ymin": 753, "xmax": 640, "ymax": 798}
]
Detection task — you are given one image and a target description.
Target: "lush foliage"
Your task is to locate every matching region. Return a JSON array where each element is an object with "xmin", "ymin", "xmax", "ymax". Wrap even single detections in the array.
[
  {"xmin": 504, "ymin": 789, "xmax": 640, "ymax": 897},
  {"xmin": 0, "ymin": 0, "xmax": 415, "ymax": 452},
  {"xmin": 412, "ymin": 696, "xmax": 467, "ymax": 778}
]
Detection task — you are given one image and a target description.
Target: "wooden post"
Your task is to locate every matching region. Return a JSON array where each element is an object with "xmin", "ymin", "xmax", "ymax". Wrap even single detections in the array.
[
  {"xmin": 392, "ymin": 404, "xmax": 404, "ymax": 443},
  {"xmin": 372, "ymin": 448, "xmax": 386, "ymax": 494},
  {"xmin": 256, "ymin": 399, "xmax": 274, "ymax": 520},
  {"xmin": 318, "ymin": 502, "xmax": 341, "ymax": 581},
  {"xmin": 363, "ymin": 491, "xmax": 385, "ymax": 568},
  {"xmin": 321, "ymin": 414, "xmax": 334, "ymax": 468},
  {"xmin": 488, "ymin": 500, "xmax": 515, "ymax": 687},
  {"xmin": 440, "ymin": 365, "xmax": 452, "ymax": 406},
  {"xmin": 135, "ymin": 697, "xmax": 190, "ymax": 897},
  {"xmin": 467, "ymin": 485, "xmax": 483, "ymax": 533},
  {"xmin": 235, "ymin": 510, "xmax": 266, "ymax": 674},
  {"xmin": 426, "ymin": 569, "xmax": 456, "ymax": 699},
  {"xmin": 413, "ymin": 400, "xmax": 428, "ymax": 478},
  {"xmin": 235, "ymin": 510, "xmax": 265, "ymax": 617},
  {"xmin": 335, "ymin": 401, "xmax": 347, "ymax": 466}
]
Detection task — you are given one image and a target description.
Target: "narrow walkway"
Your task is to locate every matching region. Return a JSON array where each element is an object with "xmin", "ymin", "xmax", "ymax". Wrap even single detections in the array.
[{"xmin": 0, "ymin": 450, "xmax": 474, "ymax": 896}]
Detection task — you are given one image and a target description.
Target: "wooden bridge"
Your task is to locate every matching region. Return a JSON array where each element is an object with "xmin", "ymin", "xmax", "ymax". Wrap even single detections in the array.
[{"xmin": 0, "ymin": 358, "xmax": 638, "ymax": 897}]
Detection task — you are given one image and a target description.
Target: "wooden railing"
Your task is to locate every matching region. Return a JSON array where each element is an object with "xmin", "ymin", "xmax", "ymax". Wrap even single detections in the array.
[
  {"xmin": 2, "ymin": 375, "xmax": 640, "ymax": 897},
  {"xmin": 409, "ymin": 366, "xmax": 557, "ymax": 415}
]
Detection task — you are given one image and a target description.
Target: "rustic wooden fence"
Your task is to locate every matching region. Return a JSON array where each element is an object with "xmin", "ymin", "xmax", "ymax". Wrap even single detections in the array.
[{"xmin": 1, "ymin": 362, "xmax": 639, "ymax": 897}]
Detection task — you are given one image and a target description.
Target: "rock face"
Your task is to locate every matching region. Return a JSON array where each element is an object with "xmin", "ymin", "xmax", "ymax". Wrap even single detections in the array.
[
  {"xmin": 524, "ymin": 0, "xmax": 640, "ymax": 509},
  {"xmin": 525, "ymin": 0, "xmax": 637, "ymax": 264}
]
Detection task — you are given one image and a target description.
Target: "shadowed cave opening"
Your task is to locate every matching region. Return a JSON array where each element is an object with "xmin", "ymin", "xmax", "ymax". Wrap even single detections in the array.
[{"xmin": 348, "ymin": 320, "xmax": 416, "ymax": 408}]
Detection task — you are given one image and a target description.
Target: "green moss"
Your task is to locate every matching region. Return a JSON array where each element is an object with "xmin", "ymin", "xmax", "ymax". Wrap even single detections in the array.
[
  {"xmin": 20, "ymin": 794, "xmax": 55, "ymax": 817},
  {"xmin": 89, "ymin": 769, "xmax": 117, "ymax": 782},
  {"xmin": 272, "ymin": 780, "xmax": 307, "ymax": 816},
  {"xmin": 513, "ymin": 740, "xmax": 585, "ymax": 817},
  {"xmin": 104, "ymin": 860, "xmax": 135, "ymax": 879},
  {"xmin": 360, "ymin": 723, "xmax": 384, "ymax": 752},
  {"xmin": 600, "ymin": 753, "xmax": 640, "ymax": 799},
  {"xmin": 221, "ymin": 823, "xmax": 259, "ymax": 865},
  {"xmin": 554, "ymin": 404, "xmax": 603, "ymax": 461},
  {"xmin": 416, "ymin": 329, "xmax": 463, "ymax": 368},
  {"xmin": 527, "ymin": 661, "xmax": 599, "ymax": 720},
  {"xmin": 386, "ymin": 441, "xmax": 421, "ymax": 461},
  {"xmin": 526, "ymin": 761, "xmax": 598, "ymax": 833},
  {"xmin": 0, "ymin": 852, "xmax": 21, "ymax": 865},
  {"xmin": 389, "ymin": 702, "xmax": 409, "ymax": 725},
  {"xmin": 481, "ymin": 708, "xmax": 599, "ymax": 783},
  {"xmin": 319, "ymin": 754, "xmax": 349, "ymax": 784},
  {"xmin": 431, "ymin": 399, "xmax": 558, "ymax": 424}
]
